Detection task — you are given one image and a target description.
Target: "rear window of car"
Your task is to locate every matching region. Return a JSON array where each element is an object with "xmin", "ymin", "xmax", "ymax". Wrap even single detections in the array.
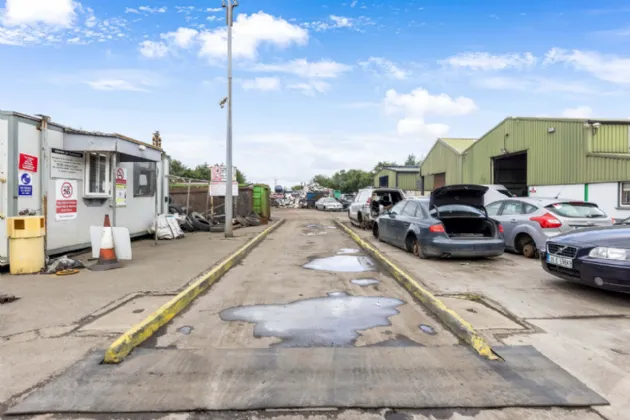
[
  {"xmin": 430, "ymin": 204, "xmax": 485, "ymax": 217},
  {"xmin": 545, "ymin": 202, "xmax": 606, "ymax": 218}
]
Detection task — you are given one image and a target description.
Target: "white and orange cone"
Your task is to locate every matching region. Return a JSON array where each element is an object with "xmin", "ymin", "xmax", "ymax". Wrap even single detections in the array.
[{"xmin": 90, "ymin": 214, "xmax": 122, "ymax": 271}]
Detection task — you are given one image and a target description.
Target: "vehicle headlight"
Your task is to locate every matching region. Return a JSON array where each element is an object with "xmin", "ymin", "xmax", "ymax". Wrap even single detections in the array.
[{"xmin": 588, "ymin": 247, "xmax": 630, "ymax": 261}]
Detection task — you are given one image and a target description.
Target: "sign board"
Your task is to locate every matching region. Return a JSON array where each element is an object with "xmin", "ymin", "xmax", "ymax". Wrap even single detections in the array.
[
  {"xmin": 115, "ymin": 167, "xmax": 128, "ymax": 207},
  {"xmin": 18, "ymin": 171, "xmax": 33, "ymax": 196},
  {"xmin": 51, "ymin": 148, "xmax": 84, "ymax": 179},
  {"xmin": 55, "ymin": 179, "xmax": 78, "ymax": 221},
  {"xmin": 19, "ymin": 153, "xmax": 38, "ymax": 172},
  {"xmin": 209, "ymin": 164, "xmax": 239, "ymax": 197}
]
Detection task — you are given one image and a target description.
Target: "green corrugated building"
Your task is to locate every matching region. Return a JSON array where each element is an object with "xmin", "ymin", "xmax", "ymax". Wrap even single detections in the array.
[
  {"xmin": 373, "ymin": 166, "xmax": 421, "ymax": 191},
  {"xmin": 420, "ymin": 138, "xmax": 475, "ymax": 191},
  {"xmin": 420, "ymin": 117, "xmax": 630, "ymax": 219}
]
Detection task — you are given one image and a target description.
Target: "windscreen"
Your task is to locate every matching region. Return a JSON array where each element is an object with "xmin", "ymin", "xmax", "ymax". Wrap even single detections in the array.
[{"xmin": 546, "ymin": 202, "xmax": 606, "ymax": 218}]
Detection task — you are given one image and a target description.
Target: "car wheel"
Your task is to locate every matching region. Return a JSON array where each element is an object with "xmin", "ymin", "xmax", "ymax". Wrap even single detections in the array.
[
  {"xmin": 522, "ymin": 243, "xmax": 536, "ymax": 259},
  {"xmin": 407, "ymin": 234, "xmax": 426, "ymax": 259}
]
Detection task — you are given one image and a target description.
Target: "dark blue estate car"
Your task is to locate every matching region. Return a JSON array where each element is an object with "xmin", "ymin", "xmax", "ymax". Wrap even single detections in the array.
[
  {"xmin": 542, "ymin": 223, "xmax": 630, "ymax": 293},
  {"xmin": 372, "ymin": 185, "xmax": 505, "ymax": 259}
]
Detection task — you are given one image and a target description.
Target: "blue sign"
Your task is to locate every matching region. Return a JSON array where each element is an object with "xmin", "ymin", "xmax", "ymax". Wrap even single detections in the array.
[{"xmin": 19, "ymin": 171, "xmax": 33, "ymax": 196}]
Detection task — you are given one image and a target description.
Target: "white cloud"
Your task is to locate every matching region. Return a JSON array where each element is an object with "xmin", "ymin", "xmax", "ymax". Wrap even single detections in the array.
[
  {"xmin": 350, "ymin": 0, "xmax": 358, "ymax": 7},
  {"xmin": 561, "ymin": 106, "xmax": 593, "ymax": 118},
  {"xmin": 1, "ymin": 0, "xmax": 77, "ymax": 26},
  {"xmin": 242, "ymin": 77, "xmax": 281, "ymax": 91},
  {"xmin": 303, "ymin": 14, "xmax": 373, "ymax": 32},
  {"xmin": 251, "ymin": 59, "xmax": 351, "ymax": 78},
  {"xmin": 86, "ymin": 79, "xmax": 148, "ymax": 92},
  {"xmin": 207, "ymin": 8, "xmax": 222, "ymax": 13},
  {"xmin": 544, "ymin": 48, "xmax": 630, "ymax": 85},
  {"xmin": 359, "ymin": 57, "xmax": 410, "ymax": 80},
  {"xmin": 199, "ymin": 12, "xmax": 308, "ymax": 61},
  {"xmin": 138, "ymin": 6, "xmax": 167, "ymax": 14},
  {"xmin": 441, "ymin": 52, "xmax": 537, "ymax": 70},
  {"xmin": 384, "ymin": 88, "xmax": 477, "ymax": 136},
  {"xmin": 288, "ymin": 81, "xmax": 330, "ymax": 96},
  {"xmin": 139, "ymin": 40, "xmax": 168, "ymax": 58},
  {"xmin": 162, "ymin": 27, "xmax": 198, "ymax": 48},
  {"xmin": 125, "ymin": 8, "xmax": 140, "ymax": 14}
]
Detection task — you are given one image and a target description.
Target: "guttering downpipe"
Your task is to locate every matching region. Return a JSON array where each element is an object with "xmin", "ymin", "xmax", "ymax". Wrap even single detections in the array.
[{"xmin": 37, "ymin": 115, "xmax": 50, "ymax": 258}]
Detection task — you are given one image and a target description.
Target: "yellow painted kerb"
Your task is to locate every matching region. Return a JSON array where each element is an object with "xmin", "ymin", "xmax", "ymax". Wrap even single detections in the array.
[
  {"xmin": 103, "ymin": 219, "xmax": 285, "ymax": 364},
  {"xmin": 334, "ymin": 220, "xmax": 501, "ymax": 361}
]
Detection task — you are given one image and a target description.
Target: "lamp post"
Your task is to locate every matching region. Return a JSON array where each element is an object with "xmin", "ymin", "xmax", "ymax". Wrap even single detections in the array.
[{"xmin": 223, "ymin": 0, "xmax": 237, "ymax": 237}]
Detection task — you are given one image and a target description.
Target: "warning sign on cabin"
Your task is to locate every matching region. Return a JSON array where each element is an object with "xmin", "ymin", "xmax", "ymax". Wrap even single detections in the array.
[
  {"xmin": 51, "ymin": 148, "xmax": 84, "ymax": 179},
  {"xmin": 19, "ymin": 153, "xmax": 38, "ymax": 173},
  {"xmin": 56, "ymin": 179, "xmax": 78, "ymax": 221}
]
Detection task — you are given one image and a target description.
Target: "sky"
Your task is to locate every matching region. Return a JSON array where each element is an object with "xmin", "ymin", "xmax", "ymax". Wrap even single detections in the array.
[{"xmin": 2, "ymin": 0, "xmax": 630, "ymax": 187}]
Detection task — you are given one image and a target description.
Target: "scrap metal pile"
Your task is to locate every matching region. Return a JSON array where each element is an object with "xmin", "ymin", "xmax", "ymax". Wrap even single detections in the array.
[{"xmin": 271, "ymin": 183, "xmax": 333, "ymax": 209}]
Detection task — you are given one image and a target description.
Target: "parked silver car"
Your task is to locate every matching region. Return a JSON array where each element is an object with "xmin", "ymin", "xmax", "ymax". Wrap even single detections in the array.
[
  {"xmin": 348, "ymin": 187, "xmax": 406, "ymax": 228},
  {"xmin": 315, "ymin": 197, "xmax": 343, "ymax": 211},
  {"xmin": 486, "ymin": 197, "xmax": 614, "ymax": 258}
]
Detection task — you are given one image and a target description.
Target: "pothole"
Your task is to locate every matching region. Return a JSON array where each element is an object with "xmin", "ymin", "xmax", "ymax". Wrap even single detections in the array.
[
  {"xmin": 303, "ymin": 256, "xmax": 376, "ymax": 273},
  {"xmin": 219, "ymin": 294, "xmax": 404, "ymax": 348}
]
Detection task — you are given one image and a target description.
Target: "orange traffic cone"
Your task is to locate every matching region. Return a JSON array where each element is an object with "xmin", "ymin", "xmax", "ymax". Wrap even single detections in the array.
[{"xmin": 90, "ymin": 215, "xmax": 122, "ymax": 271}]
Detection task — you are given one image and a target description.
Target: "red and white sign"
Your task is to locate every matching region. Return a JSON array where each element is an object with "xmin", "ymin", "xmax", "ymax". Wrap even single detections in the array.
[
  {"xmin": 56, "ymin": 179, "xmax": 78, "ymax": 221},
  {"xmin": 115, "ymin": 167, "xmax": 128, "ymax": 207},
  {"xmin": 19, "ymin": 153, "xmax": 39, "ymax": 173}
]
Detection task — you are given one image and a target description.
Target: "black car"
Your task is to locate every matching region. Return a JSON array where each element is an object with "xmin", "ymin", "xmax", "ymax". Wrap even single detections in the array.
[{"xmin": 542, "ymin": 225, "xmax": 630, "ymax": 292}]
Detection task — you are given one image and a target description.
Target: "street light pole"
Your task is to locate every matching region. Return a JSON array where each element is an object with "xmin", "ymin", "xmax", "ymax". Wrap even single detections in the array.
[{"xmin": 223, "ymin": 0, "xmax": 237, "ymax": 238}]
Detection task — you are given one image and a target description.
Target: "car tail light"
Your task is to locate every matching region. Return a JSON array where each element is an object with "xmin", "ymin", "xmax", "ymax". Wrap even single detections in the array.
[
  {"xmin": 530, "ymin": 213, "xmax": 562, "ymax": 229},
  {"xmin": 367, "ymin": 197, "xmax": 372, "ymax": 205},
  {"xmin": 429, "ymin": 223, "xmax": 445, "ymax": 233},
  {"xmin": 611, "ymin": 218, "xmax": 615, "ymax": 224},
  {"xmin": 498, "ymin": 224, "xmax": 504, "ymax": 233}
]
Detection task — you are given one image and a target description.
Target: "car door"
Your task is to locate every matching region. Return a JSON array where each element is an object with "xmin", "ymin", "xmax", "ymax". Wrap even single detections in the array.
[
  {"xmin": 497, "ymin": 201, "xmax": 524, "ymax": 248},
  {"xmin": 382, "ymin": 200, "xmax": 407, "ymax": 243},
  {"xmin": 394, "ymin": 201, "xmax": 418, "ymax": 247}
]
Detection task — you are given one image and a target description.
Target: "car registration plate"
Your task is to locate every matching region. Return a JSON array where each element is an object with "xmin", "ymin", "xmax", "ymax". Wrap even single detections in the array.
[{"xmin": 547, "ymin": 254, "xmax": 573, "ymax": 269}]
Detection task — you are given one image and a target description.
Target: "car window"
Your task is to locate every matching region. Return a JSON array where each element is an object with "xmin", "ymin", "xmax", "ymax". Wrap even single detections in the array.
[
  {"xmin": 402, "ymin": 202, "xmax": 417, "ymax": 217},
  {"xmin": 523, "ymin": 203, "xmax": 538, "ymax": 214},
  {"xmin": 430, "ymin": 204, "xmax": 484, "ymax": 217},
  {"xmin": 485, "ymin": 201, "xmax": 503, "ymax": 216},
  {"xmin": 501, "ymin": 201, "xmax": 523, "ymax": 216},
  {"xmin": 546, "ymin": 202, "xmax": 607, "ymax": 218},
  {"xmin": 390, "ymin": 201, "xmax": 407, "ymax": 215},
  {"xmin": 414, "ymin": 203, "xmax": 426, "ymax": 218}
]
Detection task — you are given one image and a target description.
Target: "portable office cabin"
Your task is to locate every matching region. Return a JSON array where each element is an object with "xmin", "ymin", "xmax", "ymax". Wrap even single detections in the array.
[
  {"xmin": 0, "ymin": 110, "xmax": 170, "ymax": 265},
  {"xmin": 373, "ymin": 166, "xmax": 420, "ymax": 191},
  {"xmin": 420, "ymin": 138, "xmax": 475, "ymax": 193},
  {"xmin": 461, "ymin": 117, "xmax": 630, "ymax": 219}
]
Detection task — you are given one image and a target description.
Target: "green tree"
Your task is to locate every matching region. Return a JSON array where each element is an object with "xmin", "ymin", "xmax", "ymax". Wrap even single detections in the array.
[
  {"xmin": 372, "ymin": 161, "xmax": 397, "ymax": 175},
  {"xmin": 236, "ymin": 168, "xmax": 247, "ymax": 184},
  {"xmin": 170, "ymin": 159, "xmax": 188, "ymax": 177},
  {"xmin": 292, "ymin": 185, "xmax": 304, "ymax": 191},
  {"xmin": 404, "ymin": 154, "xmax": 417, "ymax": 166},
  {"xmin": 312, "ymin": 174, "xmax": 334, "ymax": 188}
]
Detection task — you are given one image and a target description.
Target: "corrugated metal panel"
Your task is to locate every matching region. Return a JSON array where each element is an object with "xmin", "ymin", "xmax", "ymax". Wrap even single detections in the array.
[
  {"xmin": 462, "ymin": 118, "xmax": 630, "ymax": 186},
  {"xmin": 592, "ymin": 125, "xmax": 629, "ymax": 153},
  {"xmin": 397, "ymin": 173, "xmax": 420, "ymax": 190},
  {"xmin": 441, "ymin": 138, "xmax": 475, "ymax": 153},
  {"xmin": 420, "ymin": 141, "xmax": 462, "ymax": 184},
  {"xmin": 373, "ymin": 169, "xmax": 396, "ymax": 187},
  {"xmin": 424, "ymin": 175, "xmax": 434, "ymax": 191}
]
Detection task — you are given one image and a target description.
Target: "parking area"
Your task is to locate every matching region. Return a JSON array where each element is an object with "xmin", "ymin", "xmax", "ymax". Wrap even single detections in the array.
[{"xmin": 342, "ymin": 211, "xmax": 630, "ymax": 420}]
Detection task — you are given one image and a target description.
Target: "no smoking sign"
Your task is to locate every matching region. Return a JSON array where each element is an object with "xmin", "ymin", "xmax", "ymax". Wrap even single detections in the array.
[{"xmin": 56, "ymin": 179, "xmax": 78, "ymax": 221}]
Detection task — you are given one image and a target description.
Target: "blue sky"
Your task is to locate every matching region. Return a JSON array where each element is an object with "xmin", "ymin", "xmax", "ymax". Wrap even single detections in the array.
[{"xmin": 2, "ymin": 0, "xmax": 630, "ymax": 186}]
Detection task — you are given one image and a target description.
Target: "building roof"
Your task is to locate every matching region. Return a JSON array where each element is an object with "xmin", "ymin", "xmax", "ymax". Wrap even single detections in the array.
[
  {"xmin": 439, "ymin": 138, "xmax": 476, "ymax": 153},
  {"xmin": 1, "ymin": 110, "xmax": 162, "ymax": 151},
  {"xmin": 383, "ymin": 166, "xmax": 420, "ymax": 173}
]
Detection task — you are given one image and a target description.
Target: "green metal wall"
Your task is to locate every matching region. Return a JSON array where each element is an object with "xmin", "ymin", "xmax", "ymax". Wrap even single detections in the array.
[
  {"xmin": 373, "ymin": 169, "xmax": 419, "ymax": 189},
  {"xmin": 373, "ymin": 169, "xmax": 396, "ymax": 187},
  {"xmin": 397, "ymin": 173, "xmax": 420, "ymax": 190},
  {"xmin": 420, "ymin": 141, "xmax": 462, "ymax": 185},
  {"xmin": 423, "ymin": 175, "xmax": 434, "ymax": 191},
  {"xmin": 462, "ymin": 118, "xmax": 630, "ymax": 186}
]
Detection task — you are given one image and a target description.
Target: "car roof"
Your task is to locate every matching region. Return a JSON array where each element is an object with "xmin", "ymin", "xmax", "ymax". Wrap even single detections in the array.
[{"xmin": 494, "ymin": 197, "xmax": 594, "ymax": 205}]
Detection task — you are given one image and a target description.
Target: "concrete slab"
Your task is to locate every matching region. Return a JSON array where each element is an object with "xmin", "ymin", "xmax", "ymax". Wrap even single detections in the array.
[
  {"xmin": 79, "ymin": 296, "xmax": 171, "ymax": 334},
  {"xmin": 8, "ymin": 345, "xmax": 607, "ymax": 414},
  {"xmin": 438, "ymin": 297, "xmax": 524, "ymax": 330},
  {"xmin": 504, "ymin": 317, "xmax": 630, "ymax": 420}
]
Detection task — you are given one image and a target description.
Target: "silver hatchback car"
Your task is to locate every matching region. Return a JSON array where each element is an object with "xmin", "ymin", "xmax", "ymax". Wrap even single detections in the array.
[{"xmin": 486, "ymin": 197, "xmax": 614, "ymax": 258}]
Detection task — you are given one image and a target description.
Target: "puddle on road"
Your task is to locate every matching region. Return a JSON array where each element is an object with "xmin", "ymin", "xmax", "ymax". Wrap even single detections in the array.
[
  {"xmin": 177, "ymin": 326, "xmax": 194, "ymax": 335},
  {"xmin": 337, "ymin": 248, "xmax": 361, "ymax": 255},
  {"xmin": 351, "ymin": 279, "xmax": 380, "ymax": 287},
  {"xmin": 303, "ymin": 255, "xmax": 376, "ymax": 273},
  {"xmin": 419, "ymin": 324, "xmax": 437, "ymax": 335},
  {"xmin": 306, "ymin": 224, "xmax": 324, "ymax": 229},
  {"xmin": 220, "ymin": 293, "xmax": 404, "ymax": 347},
  {"xmin": 305, "ymin": 231, "xmax": 327, "ymax": 236}
]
